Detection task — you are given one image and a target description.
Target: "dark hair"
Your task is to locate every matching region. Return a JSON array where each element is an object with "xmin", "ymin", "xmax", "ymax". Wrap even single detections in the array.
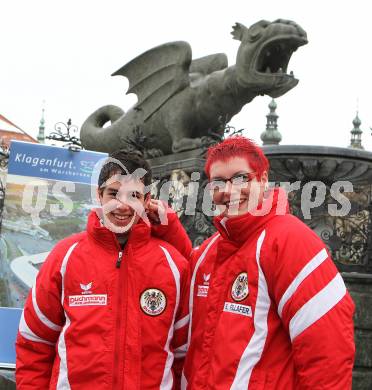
[
  {"xmin": 205, "ymin": 136, "xmax": 269, "ymax": 180},
  {"xmin": 98, "ymin": 150, "xmax": 152, "ymax": 191}
]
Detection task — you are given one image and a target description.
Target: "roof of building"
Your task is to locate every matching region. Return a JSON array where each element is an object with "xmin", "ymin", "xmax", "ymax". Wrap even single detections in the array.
[{"xmin": 0, "ymin": 114, "xmax": 37, "ymax": 147}]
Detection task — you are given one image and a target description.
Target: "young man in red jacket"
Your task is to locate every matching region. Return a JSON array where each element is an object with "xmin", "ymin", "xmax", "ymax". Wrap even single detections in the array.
[
  {"xmin": 16, "ymin": 150, "xmax": 190, "ymax": 389},
  {"xmin": 181, "ymin": 137, "xmax": 355, "ymax": 389}
]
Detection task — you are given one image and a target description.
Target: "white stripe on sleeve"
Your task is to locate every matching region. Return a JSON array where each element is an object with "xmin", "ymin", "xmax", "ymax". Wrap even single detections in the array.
[
  {"xmin": 32, "ymin": 286, "xmax": 62, "ymax": 332},
  {"xmin": 19, "ymin": 310, "xmax": 55, "ymax": 346},
  {"xmin": 159, "ymin": 246, "xmax": 181, "ymax": 390},
  {"xmin": 231, "ymin": 230, "xmax": 270, "ymax": 390},
  {"xmin": 175, "ymin": 314, "xmax": 190, "ymax": 330},
  {"xmin": 181, "ymin": 372, "xmax": 188, "ymax": 390},
  {"xmin": 174, "ymin": 343, "xmax": 188, "ymax": 359},
  {"xmin": 277, "ymin": 248, "xmax": 328, "ymax": 317},
  {"xmin": 289, "ymin": 273, "xmax": 347, "ymax": 341},
  {"xmin": 188, "ymin": 234, "xmax": 220, "ymax": 347},
  {"xmin": 56, "ymin": 241, "xmax": 79, "ymax": 390}
]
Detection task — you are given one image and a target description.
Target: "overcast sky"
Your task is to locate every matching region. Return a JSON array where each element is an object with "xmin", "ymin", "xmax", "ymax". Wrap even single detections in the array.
[{"xmin": 1, "ymin": 0, "xmax": 372, "ymax": 151}]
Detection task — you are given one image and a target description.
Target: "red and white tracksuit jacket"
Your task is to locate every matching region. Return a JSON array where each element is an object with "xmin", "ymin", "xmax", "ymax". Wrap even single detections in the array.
[
  {"xmin": 16, "ymin": 210, "xmax": 190, "ymax": 390},
  {"xmin": 183, "ymin": 188, "xmax": 355, "ymax": 389}
]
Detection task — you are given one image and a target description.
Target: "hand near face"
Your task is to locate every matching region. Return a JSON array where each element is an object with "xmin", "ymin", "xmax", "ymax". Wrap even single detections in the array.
[{"xmin": 146, "ymin": 199, "xmax": 175, "ymax": 225}]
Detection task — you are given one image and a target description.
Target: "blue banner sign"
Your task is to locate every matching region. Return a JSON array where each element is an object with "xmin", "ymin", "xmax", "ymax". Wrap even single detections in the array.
[
  {"xmin": 8, "ymin": 141, "xmax": 107, "ymax": 185},
  {"xmin": 0, "ymin": 307, "xmax": 22, "ymax": 368}
]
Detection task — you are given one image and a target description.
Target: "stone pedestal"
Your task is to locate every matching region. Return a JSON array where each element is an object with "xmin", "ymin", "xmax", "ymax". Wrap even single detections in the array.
[{"xmin": 343, "ymin": 273, "xmax": 372, "ymax": 389}]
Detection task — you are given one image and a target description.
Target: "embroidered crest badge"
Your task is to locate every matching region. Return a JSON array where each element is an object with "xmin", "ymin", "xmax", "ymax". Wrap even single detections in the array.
[
  {"xmin": 140, "ymin": 288, "xmax": 167, "ymax": 316},
  {"xmin": 231, "ymin": 272, "xmax": 249, "ymax": 301}
]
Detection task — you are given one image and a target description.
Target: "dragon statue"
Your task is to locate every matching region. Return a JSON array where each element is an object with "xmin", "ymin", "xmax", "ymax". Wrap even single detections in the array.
[{"xmin": 81, "ymin": 19, "xmax": 307, "ymax": 156}]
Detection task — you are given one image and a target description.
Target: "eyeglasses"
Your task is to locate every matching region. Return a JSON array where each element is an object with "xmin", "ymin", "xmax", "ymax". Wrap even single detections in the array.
[{"xmin": 209, "ymin": 172, "xmax": 257, "ymax": 191}]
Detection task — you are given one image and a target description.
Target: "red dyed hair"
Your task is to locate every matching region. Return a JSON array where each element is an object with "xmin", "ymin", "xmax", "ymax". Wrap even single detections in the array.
[{"xmin": 205, "ymin": 136, "xmax": 269, "ymax": 179}]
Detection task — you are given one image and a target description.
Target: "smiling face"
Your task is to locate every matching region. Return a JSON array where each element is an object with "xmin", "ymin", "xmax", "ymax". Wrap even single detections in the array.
[
  {"xmin": 209, "ymin": 156, "xmax": 268, "ymax": 218},
  {"xmin": 98, "ymin": 173, "xmax": 150, "ymax": 236}
]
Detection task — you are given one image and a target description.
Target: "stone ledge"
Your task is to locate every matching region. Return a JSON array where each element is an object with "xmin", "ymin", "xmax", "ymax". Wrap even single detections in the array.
[
  {"xmin": 348, "ymin": 290, "xmax": 372, "ymax": 329},
  {"xmin": 343, "ymin": 272, "xmax": 372, "ymax": 285},
  {"xmin": 355, "ymin": 329, "xmax": 372, "ymax": 368},
  {"xmin": 0, "ymin": 369, "xmax": 15, "ymax": 390},
  {"xmin": 353, "ymin": 369, "xmax": 372, "ymax": 390}
]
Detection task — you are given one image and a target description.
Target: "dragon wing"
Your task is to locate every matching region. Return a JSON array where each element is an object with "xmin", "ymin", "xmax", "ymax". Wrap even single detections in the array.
[{"xmin": 112, "ymin": 41, "xmax": 192, "ymax": 121}]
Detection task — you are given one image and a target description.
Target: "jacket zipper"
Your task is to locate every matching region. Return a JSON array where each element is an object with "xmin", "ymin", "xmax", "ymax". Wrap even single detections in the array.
[
  {"xmin": 116, "ymin": 251, "xmax": 123, "ymax": 268},
  {"xmin": 113, "ymin": 249, "xmax": 125, "ymax": 390}
]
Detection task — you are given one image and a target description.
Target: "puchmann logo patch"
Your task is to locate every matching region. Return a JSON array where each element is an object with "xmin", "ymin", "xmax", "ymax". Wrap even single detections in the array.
[
  {"xmin": 69, "ymin": 294, "xmax": 107, "ymax": 306},
  {"xmin": 197, "ymin": 285, "xmax": 209, "ymax": 298},
  {"xmin": 197, "ymin": 272, "xmax": 211, "ymax": 297},
  {"xmin": 223, "ymin": 302, "xmax": 252, "ymax": 317}
]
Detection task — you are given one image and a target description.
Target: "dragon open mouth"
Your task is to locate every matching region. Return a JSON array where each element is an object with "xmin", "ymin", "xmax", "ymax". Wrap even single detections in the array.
[{"xmin": 256, "ymin": 37, "xmax": 306, "ymax": 77}]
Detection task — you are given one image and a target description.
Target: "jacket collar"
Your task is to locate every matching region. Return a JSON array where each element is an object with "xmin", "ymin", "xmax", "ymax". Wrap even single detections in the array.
[
  {"xmin": 87, "ymin": 209, "xmax": 151, "ymax": 252},
  {"xmin": 213, "ymin": 188, "xmax": 289, "ymax": 245}
]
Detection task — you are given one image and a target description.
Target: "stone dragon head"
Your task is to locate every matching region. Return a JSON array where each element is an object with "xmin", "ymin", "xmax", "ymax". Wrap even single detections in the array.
[{"xmin": 233, "ymin": 19, "xmax": 308, "ymax": 97}]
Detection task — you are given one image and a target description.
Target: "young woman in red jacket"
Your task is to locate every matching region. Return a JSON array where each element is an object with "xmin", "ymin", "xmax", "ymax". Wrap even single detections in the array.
[{"xmin": 181, "ymin": 137, "xmax": 355, "ymax": 389}]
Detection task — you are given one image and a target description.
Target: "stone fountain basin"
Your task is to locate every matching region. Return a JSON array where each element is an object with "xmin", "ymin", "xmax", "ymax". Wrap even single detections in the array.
[{"xmin": 263, "ymin": 145, "xmax": 372, "ymax": 184}]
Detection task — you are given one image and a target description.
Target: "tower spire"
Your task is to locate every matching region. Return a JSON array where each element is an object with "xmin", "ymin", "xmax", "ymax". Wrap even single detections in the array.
[
  {"xmin": 260, "ymin": 99, "xmax": 282, "ymax": 145},
  {"xmin": 349, "ymin": 111, "xmax": 364, "ymax": 150},
  {"xmin": 37, "ymin": 102, "xmax": 46, "ymax": 143}
]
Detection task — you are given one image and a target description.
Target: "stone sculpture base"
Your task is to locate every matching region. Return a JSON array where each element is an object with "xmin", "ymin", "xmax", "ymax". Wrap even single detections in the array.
[{"xmin": 344, "ymin": 273, "xmax": 372, "ymax": 389}]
